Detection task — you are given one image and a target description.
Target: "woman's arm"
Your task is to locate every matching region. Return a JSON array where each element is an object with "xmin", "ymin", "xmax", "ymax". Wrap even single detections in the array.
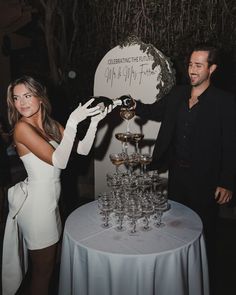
[
  {"xmin": 14, "ymin": 121, "xmax": 57, "ymax": 164},
  {"xmin": 14, "ymin": 99, "xmax": 101, "ymax": 169},
  {"xmin": 76, "ymin": 107, "xmax": 109, "ymax": 155}
]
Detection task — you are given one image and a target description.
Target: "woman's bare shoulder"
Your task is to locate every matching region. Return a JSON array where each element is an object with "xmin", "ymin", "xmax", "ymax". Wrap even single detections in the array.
[
  {"xmin": 14, "ymin": 120, "xmax": 48, "ymax": 146},
  {"xmin": 14, "ymin": 120, "xmax": 35, "ymax": 137},
  {"xmin": 14, "ymin": 120, "xmax": 33, "ymax": 133},
  {"xmin": 13, "ymin": 120, "xmax": 56, "ymax": 160}
]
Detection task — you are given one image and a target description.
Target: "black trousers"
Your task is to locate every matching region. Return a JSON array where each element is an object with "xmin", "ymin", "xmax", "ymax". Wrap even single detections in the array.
[{"xmin": 168, "ymin": 164, "xmax": 218, "ymax": 292}]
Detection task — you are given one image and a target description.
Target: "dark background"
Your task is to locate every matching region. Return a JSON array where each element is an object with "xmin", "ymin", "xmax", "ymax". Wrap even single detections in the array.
[
  {"xmin": 0, "ymin": 2, "xmax": 236, "ymax": 294},
  {"xmin": 0, "ymin": 0, "xmax": 236, "ymax": 214},
  {"xmin": 1, "ymin": 0, "xmax": 236, "ymax": 120}
]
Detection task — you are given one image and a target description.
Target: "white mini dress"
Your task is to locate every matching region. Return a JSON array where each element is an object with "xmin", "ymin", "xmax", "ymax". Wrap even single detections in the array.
[
  {"xmin": 2, "ymin": 141, "xmax": 62, "ymax": 294},
  {"xmin": 17, "ymin": 141, "xmax": 62, "ymax": 249}
]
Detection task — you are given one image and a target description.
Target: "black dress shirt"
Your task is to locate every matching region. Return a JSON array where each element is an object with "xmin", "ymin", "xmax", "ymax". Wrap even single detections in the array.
[
  {"xmin": 174, "ymin": 98, "xmax": 200, "ymax": 164},
  {"xmin": 135, "ymin": 85, "xmax": 236, "ymax": 191}
]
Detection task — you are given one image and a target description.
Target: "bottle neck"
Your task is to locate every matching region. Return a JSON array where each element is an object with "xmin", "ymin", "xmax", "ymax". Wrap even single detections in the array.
[{"xmin": 113, "ymin": 98, "xmax": 122, "ymax": 106}]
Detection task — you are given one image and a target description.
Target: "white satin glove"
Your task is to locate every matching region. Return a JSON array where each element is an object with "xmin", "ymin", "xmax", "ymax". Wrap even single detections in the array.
[
  {"xmin": 52, "ymin": 99, "xmax": 100, "ymax": 169},
  {"xmin": 107, "ymin": 104, "xmax": 116, "ymax": 113},
  {"xmin": 77, "ymin": 107, "xmax": 109, "ymax": 155},
  {"xmin": 107, "ymin": 103, "xmax": 118, "ymax": 114},
  {"xmin": 67, "ymin": 98, "xmax": 100, "ymax": 128},
  {"xmin": 91, "ymin": 107, "xmax": 109, "ymax": 125}
]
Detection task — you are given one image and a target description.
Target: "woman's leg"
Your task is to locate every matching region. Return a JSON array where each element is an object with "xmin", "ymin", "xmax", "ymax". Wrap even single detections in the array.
[{"xmin": 28, "ymin": 243, "xmax": 58, "ymax": 295}]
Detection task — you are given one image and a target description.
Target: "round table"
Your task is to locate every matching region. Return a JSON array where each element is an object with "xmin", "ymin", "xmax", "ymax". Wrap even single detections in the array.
[{"xmin": 59, "ymin": 200, "xmax": 209, "ymax": 295}]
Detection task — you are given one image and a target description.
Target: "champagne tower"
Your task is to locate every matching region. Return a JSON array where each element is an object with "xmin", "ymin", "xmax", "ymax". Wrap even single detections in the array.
[{"xmin": 93, "ymin": 38, "xmax": 175, "ymax": 196}]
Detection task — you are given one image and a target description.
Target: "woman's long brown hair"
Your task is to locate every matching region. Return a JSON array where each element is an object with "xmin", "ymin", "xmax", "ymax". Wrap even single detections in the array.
[{"xmin": 7, "ymin": 75, "xmax": 62, "ymax": 142}]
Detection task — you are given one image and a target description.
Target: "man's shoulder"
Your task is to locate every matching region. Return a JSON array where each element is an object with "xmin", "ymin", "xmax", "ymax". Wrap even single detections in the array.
[
  {"xmin": 208, "ymin": 85, "xmax": 235, "ymax": 99},
  {"xmin": 164, "ymin": 85, "xmax": 191, "ymax": 100},
  {"xmin": 166, "ymin": 84, "xmax": 190, "ymax": 96},
  {"xmin": 208, "ymin": 86, "xmax": 236, "ymax": 112}
]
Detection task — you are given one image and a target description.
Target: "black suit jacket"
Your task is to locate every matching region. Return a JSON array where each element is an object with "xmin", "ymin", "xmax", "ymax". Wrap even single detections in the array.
[{"xmin": 136, "ymin": 85, "xmax": 236, "ymax": 192}]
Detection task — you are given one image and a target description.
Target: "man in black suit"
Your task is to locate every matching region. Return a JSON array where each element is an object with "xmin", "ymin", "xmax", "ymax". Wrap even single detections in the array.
[{"xmin": 135, "ymin": 44, "xmax": 236, "ymax": 289}]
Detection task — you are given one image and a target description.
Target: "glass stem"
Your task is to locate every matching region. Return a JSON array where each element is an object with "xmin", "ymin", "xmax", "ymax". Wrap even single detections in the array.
[
  {"xmin": 124, "ymin": 140, "xmax": 128, "ymax": 154},
  {"xmin": 135, "ymin": 142, "xmax": 139, "ymax": 153},
  {"xmin": 144, "ymin": 164, "xmax": 147, "ymax": 174},
  {"xmin": 132, "ymin": 219, "xmax": 137, "ymax": 233},
  {"xmin": 118, "ymin": 215, "xmax": 123, "ymax": 229},
  {"xmin": 104, "ymin": 212, "xmax": 109, "ymax": 227},
  {"xmin": 126, "ymin": 120, "xmax": 130, "ymax": 133},
  {"xmin": 122, "ymin": 142, "xmax": 125, "ymax": 153},
  {"xmin": 129, "ymin": 166, "xmax": 133, "ymax": 176},
  {"xmin": 145, "ymin": 216, "xmax": 149, "ymax": 228},
  {"xmin": 140, "ymin": 164, "xmax": 144, "ymax": 175},
  {"xmin": 115, "ymin": 165, "xmax": 119, "ymax": 174}
]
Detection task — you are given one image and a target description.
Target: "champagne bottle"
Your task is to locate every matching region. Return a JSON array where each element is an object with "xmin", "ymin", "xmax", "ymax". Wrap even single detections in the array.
[
  {"xmin": 90, "ymin": 96, "xmax": 113, "ymax": 112},
  {"xmin": 90, "ymin": 95, "xmax": 134, "ymax": 112},
  {"xmin": 118, "ymin": 95, "xmax": 135, "ymax": 108}
]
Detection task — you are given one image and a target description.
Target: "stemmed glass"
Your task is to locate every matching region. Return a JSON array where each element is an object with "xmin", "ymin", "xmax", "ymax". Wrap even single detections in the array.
[
  {"xmin": 140, "ymin": 154, "xmax": 152, "ymax": 175},
  {"xmin": 120, "ymin": 106, "xmax": 135, "ymax": 134},
  {"xmin": 127, "ymin": 153, "xmax": 140, "ymax": 175},
  {"xmin": 106, "ymin": 173, "xmax": 122, "ymax": 190},
  {"xmin": 131, "ymin": 133, "xmax": 144, "ymax": 154},
  {"xmin": 159, "ymin": 189, "xmax": 170, "ymax": 212},
  {"xmin": 114, "ymin": 199, "xmax": 126, "ymax": 232},
  {"xmin": 150, "ymin": 170, "xmax": 161, "ymax": 192},
  {"xmin": 125, "ymin": 198, "xmax": 143, "ymax": 235},
  {"xmin": 154, "ymin": 206, "xmax": 165, "ymax": 228},
  {"xmin": 138, "ymin": 174, "xmax": 152, "ymax": 193},
  {"xmin": 121, "ymin": 173, "xmax": 139, "ymax": 194},
  {"xmin": 141, "ymin": 197, "xmax": 154, "ymax": 231},
  {"xmin": 98, "ymin": 192, "xmax": 114, "ymax": 228},
  {"xmin": 115, "ymin": 132, "xmax": 133, "ymax": 155},
  {"xmin": 109, "ymin": 153, "xmax": 126, "ymax": 174},
  {"xmin": 152, "ymin": 192, "xmax": 166, "ymax": 228}
]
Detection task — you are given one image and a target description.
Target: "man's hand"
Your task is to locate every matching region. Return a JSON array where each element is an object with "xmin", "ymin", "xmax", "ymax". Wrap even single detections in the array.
[{"xmin": 215, "ymin": 187, "xmax": 232, "ymax": 204}]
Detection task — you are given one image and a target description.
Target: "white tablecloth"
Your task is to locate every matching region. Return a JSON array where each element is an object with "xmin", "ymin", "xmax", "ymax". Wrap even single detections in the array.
[{"xmin": 59, "ymin": 200, "xmax": 209, "ymax": 295}]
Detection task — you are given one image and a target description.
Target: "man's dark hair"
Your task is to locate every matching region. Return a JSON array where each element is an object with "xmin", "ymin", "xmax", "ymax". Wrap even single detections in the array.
[{"xmin": 191, "ymin": 43, "xmax": 219, "ymax": 67}]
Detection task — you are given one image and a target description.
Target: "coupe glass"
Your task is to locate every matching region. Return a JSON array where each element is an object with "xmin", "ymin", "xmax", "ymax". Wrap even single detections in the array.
[
  {"xmin": 154, "ymin": 208, "xmax": 165, "ymax": 228},
  {"xmin": 138, "ymin": 173, "xmax": 152, "ymax": 193},
  {"xmin": 141, "ymin": 198, "xmax": 154, "ymax": 231},
  {"xmin": 115, "ymin": 132, "xmax": 133, "ymax": 155},
  {"xmin": 101, "ymin": 201, "xmax": 113, "ymax": 228},
  {"xmin": 152, "ymin": 194, "xmax": 166, "ymax": 228},
  {"xmin": 114, "ymin": 201, "xmax": 126, "ymax": 231},
  {"xmin": 120, "ymin": 106, "xmax": 135, "ymax": 133},
  {"xmin": 125, "ymin": 198, "xmax": 143, "ymax": 235},
  {"xmin": 109, "ymin": 153, "xmax": 126, "ymax": 174},
  {"xmin": 159, "ymin": 189, "xmax": 170, "ymax": 212},
  {"xmin": 140, "ymin": 153, "xmax": 152, "ymax": 174},
  {"xmin": 131, "ymin": 133, "xmax": 144, "ymax": 154},
  {"xmin": 127, "ymin": 153, "xmax": 140, "ymax": 175},
  {"xmin": 98, "ymin": 192, "xmax": 114, "ymax": 228},
  {"xmin": 149, "ymin": 170, "xmax": 160, "ymax": 191},
  {"xmin": 106, "ymin": 173, "xmax": 122, "ymax": 189}
]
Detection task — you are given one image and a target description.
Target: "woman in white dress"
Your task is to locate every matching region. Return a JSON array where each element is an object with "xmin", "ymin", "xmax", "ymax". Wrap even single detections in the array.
[{"xmin": 2, "ymin": 75, "xmax": 109, "ymax": 295}]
